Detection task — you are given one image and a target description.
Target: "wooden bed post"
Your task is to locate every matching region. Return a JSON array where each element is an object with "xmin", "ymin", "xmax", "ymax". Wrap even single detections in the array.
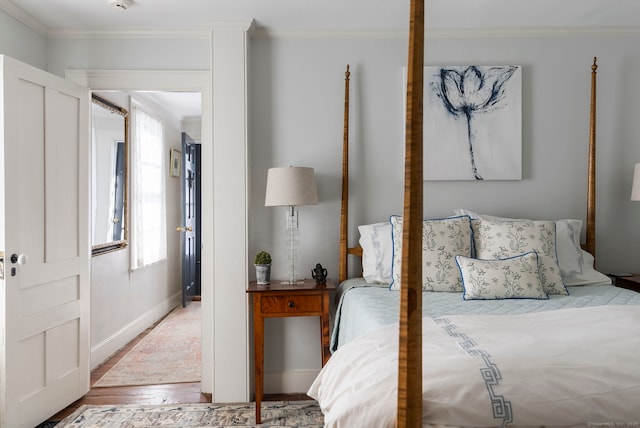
[
  {"xmin": 397, "ymin": 0, "xmax": 424, "ymax": 426},
  {"xmin": 339, "ymin": 65, "xmax": 351, "ymax": 283},
  {"xmin": 585, "ymin": 57, "xmax": 597, "ymax": 260}
]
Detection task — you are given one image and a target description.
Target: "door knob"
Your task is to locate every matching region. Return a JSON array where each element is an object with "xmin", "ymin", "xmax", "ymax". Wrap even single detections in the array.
[
  {"xmin": 10, "ymin": 254, "xmax": 27, "ymax": 265},
  {"xmin": 176, "ymin": 226, "xmax": 193, "ymax": 232}
]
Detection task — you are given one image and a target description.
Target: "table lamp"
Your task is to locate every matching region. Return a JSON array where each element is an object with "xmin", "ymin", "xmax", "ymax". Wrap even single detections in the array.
[{"xmin": 264, "ymin": 166, "xmax": 319, "ymax": 284}]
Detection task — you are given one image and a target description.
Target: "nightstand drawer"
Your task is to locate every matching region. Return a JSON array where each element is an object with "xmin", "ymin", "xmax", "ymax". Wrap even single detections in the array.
[{"xmin": 260, "ymin": 294, "xmax": 323, "ymax": 314}]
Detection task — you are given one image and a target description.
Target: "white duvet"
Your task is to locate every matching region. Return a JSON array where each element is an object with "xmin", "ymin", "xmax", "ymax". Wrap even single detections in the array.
[{"xmin": 308, "ymin": 305, "xmax": 640, "ymax": 427}]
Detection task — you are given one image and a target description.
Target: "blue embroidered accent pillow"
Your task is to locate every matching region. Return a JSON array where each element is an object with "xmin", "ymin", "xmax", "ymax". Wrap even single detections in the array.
[
  {"xmin": 456, "ymin": 252, "xmax": 549, "ymax": 300},
  {"xmin": 471, "ymin": 219, "xmax": 568, "ymax": 295}
]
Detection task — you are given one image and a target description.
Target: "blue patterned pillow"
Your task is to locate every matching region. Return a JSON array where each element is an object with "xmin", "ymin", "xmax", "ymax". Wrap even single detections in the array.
[
  {"xmin": 456, "ymin": 252, "xmax": 549, "ymax": 300},
  {"xmin": 390, "ymin": 215, "xmax": 472, "ymax": 292},
  {"xmin": 471, "ymin": 219, "xmax": 568, "ymax": 295}
]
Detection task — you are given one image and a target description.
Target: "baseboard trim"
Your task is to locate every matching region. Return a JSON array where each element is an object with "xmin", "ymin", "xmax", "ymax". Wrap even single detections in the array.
[
  {"xmin": 264, "ymin": 369, "xmax": 320, "ymax": 394},
  {"xmin": 90, "ymin": 292, "xmax": 182, "ymax": 369}
]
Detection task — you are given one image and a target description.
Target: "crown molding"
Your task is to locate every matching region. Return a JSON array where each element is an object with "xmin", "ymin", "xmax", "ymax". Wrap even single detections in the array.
[
  {"xmin": 48, "ymin": 20, "xmax": 255, "ymax": 39},
  {"xmin": 206, "ymin": 19, "xmax": 255, "ymax": 32},
  {"xmin": 253, "ymin": 25, "xmax": 640, "ymax": 40},
  {"xmin": 0, "ymin": 0, "xmax": 49, "ymax": 35},
  {"xmin": 426, "ymin": 25, "xmax": 640, "ymax": 39},
  {"xmin": 42, "ymin": 25, "xmax": 640, "ymax": 41}
]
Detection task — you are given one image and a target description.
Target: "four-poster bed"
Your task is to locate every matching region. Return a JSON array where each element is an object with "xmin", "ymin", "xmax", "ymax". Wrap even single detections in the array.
[{"xmin": 307, "ymin": 1, "xmax": 640, "ymax": 424}]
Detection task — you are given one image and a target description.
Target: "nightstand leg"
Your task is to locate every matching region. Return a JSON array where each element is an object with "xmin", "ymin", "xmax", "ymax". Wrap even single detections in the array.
[
  {"xmin": 253, "ymin": 296, "xmax": 264, "ymax": 424},
  {"xmin": 321, "ymin": 292, "xmax": 331, "ymax": 366}
]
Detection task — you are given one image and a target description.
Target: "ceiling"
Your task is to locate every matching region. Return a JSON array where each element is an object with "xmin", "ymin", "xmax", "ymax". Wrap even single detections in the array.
[
  {"xmin": 144, "ymin": 92, "xmax": 202, "ymax": 120},
  {"xmin": 2, "ymin": 0, "xmax": 640, "ymax": 34}
]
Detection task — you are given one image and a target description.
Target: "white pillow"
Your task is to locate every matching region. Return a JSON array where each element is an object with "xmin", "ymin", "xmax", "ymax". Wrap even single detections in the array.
[
  {"xmin": 454, "ymin": 209, "xmax": 611, "ymax": 286},
  {"xmin": 563, "ymin": 250, "xmax": 611, "ymax": 286},
  {"xmin": 390, "ymin": 215, "xmax": 472, "ymax": 292},
  {"xmin": 358, "ymin": 222, "xmax": 393, "ymax": 284},
  {"xmin": 471, "ymin": 219, "xmax": 568, "ymax": 295},
  {"xmin": 456, "ymin": 252, "xmax": 549, "ymax": 300}
]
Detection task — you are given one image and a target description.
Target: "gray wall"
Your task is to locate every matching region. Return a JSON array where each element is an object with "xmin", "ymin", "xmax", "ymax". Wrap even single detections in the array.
[
  {"xmin": 249, "ymin": 33, "xmax": 640, "ymax": 282},
  {"xmin": 248, "ymin": 32, "xmax": 640, "ymax": 378}
]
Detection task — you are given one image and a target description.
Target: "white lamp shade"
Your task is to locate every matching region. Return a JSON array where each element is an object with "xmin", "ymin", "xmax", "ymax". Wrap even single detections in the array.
[
  {"xmin": 632, "ymin": 163, "xmax": 640, "ymax": 201},
  {"xmin": 264, "ymin": 166, "xmax": 319, "ymax": 207}
]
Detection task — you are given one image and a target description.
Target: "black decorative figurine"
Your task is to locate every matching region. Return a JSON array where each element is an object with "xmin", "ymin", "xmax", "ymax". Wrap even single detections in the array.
[{"xmin": 312, "ymin": 263, "xmax": 327, "ymax": 284}]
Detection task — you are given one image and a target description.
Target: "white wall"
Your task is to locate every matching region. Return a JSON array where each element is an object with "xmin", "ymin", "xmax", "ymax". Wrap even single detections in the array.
[
  {"xmin": 46, "ymin": 36, "xmax": 210, "ymax": 77},
  {"xmin": 248, "ymin": 31, "xmax": 640, "ymax": 386},
  {"xmin": 182, "ymin": 117, "xmax": 202, "ymax": 142},
  {"xmin": 0, "ymin": 10, "xmax": 47, "ymax": 69},
  {"xmin": 211, "ymin": 25, "xmax": 251, "ymax": 401}
]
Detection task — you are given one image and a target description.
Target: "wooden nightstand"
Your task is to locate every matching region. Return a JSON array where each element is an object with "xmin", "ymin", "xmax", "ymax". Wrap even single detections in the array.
[
  {"xmin": 611, "ymin": 274, "xmax": 640, "ymax": 293},
  {"xmin": 246, "ymin": 278, "xmax": 335, "ymax": 424}
]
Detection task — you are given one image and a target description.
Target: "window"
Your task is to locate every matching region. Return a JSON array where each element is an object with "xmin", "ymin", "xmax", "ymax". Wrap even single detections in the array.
[{"xmin": 131, "ymin": 102, "xmax": 167, "ymax": 269}]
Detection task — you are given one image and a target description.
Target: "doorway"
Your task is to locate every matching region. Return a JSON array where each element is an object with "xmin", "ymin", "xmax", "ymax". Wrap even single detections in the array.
[
  {"xmin": 89, "ymin": 89, "xmax": 204, "ymax": 388},
  {"xmin": 66, "ymin": 68, "xmax": 227, "ymax": 399}
]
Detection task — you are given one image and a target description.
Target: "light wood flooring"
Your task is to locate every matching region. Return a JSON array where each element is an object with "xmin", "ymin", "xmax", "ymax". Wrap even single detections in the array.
[{"xmin": 47, "ymin": 302, "xmax": 310, "ymax": 424}]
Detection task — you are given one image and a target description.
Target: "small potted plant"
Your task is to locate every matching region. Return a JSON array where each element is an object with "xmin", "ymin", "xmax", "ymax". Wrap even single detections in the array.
[{"xmin": 254, "ymin": 251, "xmax": 272, "ymax": 285}]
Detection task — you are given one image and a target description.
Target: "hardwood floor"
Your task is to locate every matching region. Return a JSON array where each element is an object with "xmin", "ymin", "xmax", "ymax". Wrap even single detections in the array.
[
  {"xmin": 47, "ymin": 301, "xmax": 310, "ymax": 424},
  {"xmin": 47, "ymin": 310, "xmax": 211, "ymax": 422}
]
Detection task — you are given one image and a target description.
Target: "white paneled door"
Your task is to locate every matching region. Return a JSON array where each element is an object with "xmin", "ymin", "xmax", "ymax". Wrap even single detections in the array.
[{"xmin": 0, "ymin": 55, "xmax": 90, "ymax": 428}]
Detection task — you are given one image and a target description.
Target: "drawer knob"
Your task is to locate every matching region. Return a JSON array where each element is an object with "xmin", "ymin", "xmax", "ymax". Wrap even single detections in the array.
[{"xmin": 287, "ymin": 301, "xmax": 295, "ymax": 308}]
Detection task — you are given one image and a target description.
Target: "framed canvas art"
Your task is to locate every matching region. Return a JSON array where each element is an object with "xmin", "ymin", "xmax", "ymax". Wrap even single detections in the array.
[{"xmin": 423, "ymin": 65, "xmax": 522, "ymax": 181}]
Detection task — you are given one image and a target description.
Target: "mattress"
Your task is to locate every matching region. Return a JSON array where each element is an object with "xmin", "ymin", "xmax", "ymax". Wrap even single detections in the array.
[
  {"xmin": 312, "ymin": 305, "xmax": 640, "ymax": 427},
  {"xmin": 331, "ymin": 277, "xmax": 640, "ymax": 352}
]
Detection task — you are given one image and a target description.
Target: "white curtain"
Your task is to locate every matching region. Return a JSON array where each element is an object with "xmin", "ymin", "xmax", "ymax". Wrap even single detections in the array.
[{"xmin": 131, "ymin": 102, "xmax": 167, "ymax": 269}]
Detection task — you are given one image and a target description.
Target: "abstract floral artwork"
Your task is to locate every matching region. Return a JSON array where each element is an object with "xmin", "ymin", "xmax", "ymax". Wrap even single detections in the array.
[{"xmin": 424, "ymin": 65, "xmax": 522, "ymax": 180}]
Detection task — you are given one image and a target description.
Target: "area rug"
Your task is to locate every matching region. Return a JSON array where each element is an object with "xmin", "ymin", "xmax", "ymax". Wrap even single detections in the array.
[
  {"xmin": 94, "ymin": 302, "xmax": 201, "ymax": 387},
  {"xmin": 56, "ymin": 401, "xmax": 323, "ymax": 427}
]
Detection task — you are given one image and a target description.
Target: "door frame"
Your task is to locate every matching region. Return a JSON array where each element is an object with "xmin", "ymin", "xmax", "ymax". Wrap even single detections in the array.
[
  {"xmin": 65, "ymin": 69, "xmax": 219, "ymax": 394},
  {"xmin": 67, "ymin": 25, "xmax": 252, "ymax": 401}
]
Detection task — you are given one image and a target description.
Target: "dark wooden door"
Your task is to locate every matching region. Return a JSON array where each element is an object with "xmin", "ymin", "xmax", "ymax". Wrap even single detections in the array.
[{"xmin": 180, "ymin": 132, "xmax": 200, "ymax": 306}]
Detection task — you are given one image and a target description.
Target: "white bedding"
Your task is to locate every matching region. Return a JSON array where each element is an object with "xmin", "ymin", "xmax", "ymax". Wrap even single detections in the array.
[
  {"xmin": 309, "ymin": 305, "xmax": 640, "ymax": 427},
  {"xmin": 331, "ymin": 281, "xmax": 640, "ymax": 352}
]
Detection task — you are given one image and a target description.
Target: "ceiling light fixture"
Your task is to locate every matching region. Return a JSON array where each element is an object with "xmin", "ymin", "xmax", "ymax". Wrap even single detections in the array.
[{"xmin": 107, "ymin": 0, "xmax": 132, "ymax": 10}]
